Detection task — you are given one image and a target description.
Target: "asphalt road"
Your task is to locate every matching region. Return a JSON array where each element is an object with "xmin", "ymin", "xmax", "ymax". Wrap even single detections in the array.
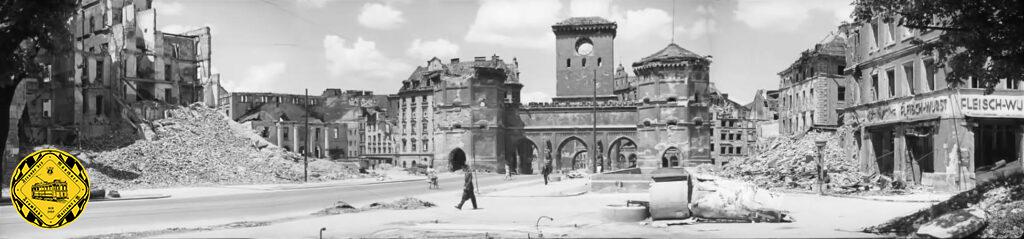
[{"xmin": 0, "ymin": 174, "xmax": 509, "ymax": 238}]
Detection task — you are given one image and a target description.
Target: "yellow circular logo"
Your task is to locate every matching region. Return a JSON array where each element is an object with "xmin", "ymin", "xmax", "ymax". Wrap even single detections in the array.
[{"xmin": 9, "ymin": 149, "xmax": 90, "ymax": 229}]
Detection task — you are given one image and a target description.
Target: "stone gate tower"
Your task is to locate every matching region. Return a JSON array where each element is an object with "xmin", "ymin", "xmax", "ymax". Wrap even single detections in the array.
[
  {"xmin": 552, "ymin": 17, "xmax": 617, "ymax": 103},
  {"xmin": 633, "ymin": 43, "xmax": 714, "ymax": 168}
]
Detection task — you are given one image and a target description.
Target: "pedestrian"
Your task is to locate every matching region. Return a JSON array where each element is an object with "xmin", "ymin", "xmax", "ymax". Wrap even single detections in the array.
[
  {"xmin": 542, "ymin": 159, "xmax": 553, "ymax": 185},
  {"xmin": 504, "ymin": 164, "xmax": 512, "ymax": 181},
  {"xmin": 426, "ymin": 166, "xmax": 439, "ymax": 189},
  {"xmin": 455, "ymin": 168, "xmax": 477, "ymax": 210}
]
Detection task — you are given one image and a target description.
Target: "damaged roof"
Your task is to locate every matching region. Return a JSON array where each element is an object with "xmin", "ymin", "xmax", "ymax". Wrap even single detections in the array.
[{"xmin": 632, "ymin": 43, "xmax": 708, "ymax": 68}]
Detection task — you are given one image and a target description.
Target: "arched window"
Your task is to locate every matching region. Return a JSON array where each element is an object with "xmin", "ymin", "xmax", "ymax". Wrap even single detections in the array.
[
  {"xmin": 566, "ymin": 58, "xmax": 571, "ymax": 68},
  {"xmin": 598, "ymin": 58, "xmax": 602, "ymax": 66},
  {"xmin": 582, "ymin": 58, "xmax": 587, "ymax": 67}
]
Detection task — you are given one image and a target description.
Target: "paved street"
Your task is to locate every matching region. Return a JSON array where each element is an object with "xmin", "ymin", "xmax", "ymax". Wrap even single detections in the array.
[{"xmin": 0, "ymin": 174, "xmax": 508, "ymax": 238}]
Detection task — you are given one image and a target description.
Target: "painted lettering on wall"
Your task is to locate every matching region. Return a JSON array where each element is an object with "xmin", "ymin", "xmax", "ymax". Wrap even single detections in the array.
[
  {"xmin": 854, "ymin": 94, "xmax": 1024, "ymax": 125},
  {"xmin": 960, "ymin": 96, "xmax": 1024, "ymax": 112}
]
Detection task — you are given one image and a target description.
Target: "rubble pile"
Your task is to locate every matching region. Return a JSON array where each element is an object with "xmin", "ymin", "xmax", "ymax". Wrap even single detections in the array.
[
  {"xmin": 864, "ymin": 173, "xmax": 1024, "ymax": 238},
  {"xmin": 82, "ymin": 103, "xmax": 361, "ymax": 190},
  {"xmin": 699, "ymin": 126, "xmax": 866, "ymax": 192},
  {"xmin": 313, "ymin": 197, "xmax": 436, "ymax": 216}
]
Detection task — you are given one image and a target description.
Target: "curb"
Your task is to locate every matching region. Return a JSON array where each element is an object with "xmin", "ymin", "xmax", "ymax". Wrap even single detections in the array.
[
  {"xmin": 480, "ymin": 190, "xmax": 589, "ymax": 198},
  {"xmin": 0, "ymin": 194, "xmax": 170, "ymax": 205},
  {"xmin": 777, "ymin": 190, "xmax": 946, "ymax": 203},
  {"xmin": 826, "ymin": 193, "xmax": 945, "ymax": 203}
]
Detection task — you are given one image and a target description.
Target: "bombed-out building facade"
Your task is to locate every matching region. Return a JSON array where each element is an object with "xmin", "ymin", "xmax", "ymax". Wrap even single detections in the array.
[
  {"xmin": 9, "ymin": 0, "xmax": 213, "ymax": 149},
  {"xmin": 369, "ymin": 17, "xmax": 716, "ymax": 174},
  {"xmin": 839, "ymin": 17, "xmax": 1024, "ymax": 191}
]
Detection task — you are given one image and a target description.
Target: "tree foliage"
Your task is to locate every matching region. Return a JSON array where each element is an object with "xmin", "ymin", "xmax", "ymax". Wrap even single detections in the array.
[
  {"xmin": 853, "ymin": 0, "xmax": 1024, "ymax": 91},
  {"xmin": 1, "ymin": 0, "xmax": 76, "ymax": 174},
  {"xmin": 1, "ymin": 0, "xmax": 77, "ymax": 86}
]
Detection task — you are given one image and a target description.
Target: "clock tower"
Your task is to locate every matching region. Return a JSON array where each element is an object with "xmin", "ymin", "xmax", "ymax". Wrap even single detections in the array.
[{"xmin": 552, "ymin": 17, "xmax": 617, "ymax": 103}]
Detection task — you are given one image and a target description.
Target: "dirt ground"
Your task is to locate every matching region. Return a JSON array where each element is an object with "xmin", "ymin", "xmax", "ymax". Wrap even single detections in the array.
[{"xmin": 157, "ymin": 178, "xmax": 936, "ymax": 238}]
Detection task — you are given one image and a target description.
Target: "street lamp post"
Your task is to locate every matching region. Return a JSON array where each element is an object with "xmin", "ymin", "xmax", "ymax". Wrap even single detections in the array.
[
  {"xmin": 590, "ymin": 69, "xmax": 598, "ymax": 174},
  {"xmin": 304, "ymin": 89, "xmax": 310, "ymax": 182}
]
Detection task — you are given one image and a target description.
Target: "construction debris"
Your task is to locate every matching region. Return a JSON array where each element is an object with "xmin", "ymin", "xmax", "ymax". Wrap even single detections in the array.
[
  {"xmin": 41, "ymin": 103, "xmax": 362, "ymax": 190},
  {"xmin": 697, "ymin": 126, "xmax": 880, "ymax": 194},
  {"xmin": 313, "ymin": 197, "xmax": 437, "ymax": 216},
  {"xmin": 688, "ymin": 179, "xmax": 791, "ymax": 223},
  {"xmin": 864, "ymin": 174, "xmax": 1024, "ymax": 238}
]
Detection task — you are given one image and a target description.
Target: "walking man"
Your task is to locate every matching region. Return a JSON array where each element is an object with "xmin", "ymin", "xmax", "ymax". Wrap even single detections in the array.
[
  {"xmin": 542, "ymin": 158, "xmax": 553, "ymax": 185},
  {"xmin": 504, "ymin": 164, "xmax": 513, "ymax": 181},
  {"xmin": 455, "ymin": 167, "xmax": 477, "ymax": 210}
]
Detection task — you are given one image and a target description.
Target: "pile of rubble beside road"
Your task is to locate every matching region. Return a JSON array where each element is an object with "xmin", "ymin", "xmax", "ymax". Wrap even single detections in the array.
[
  {"xmin": 864, "ymin": 174, "xmax": 1023, "ymax": 238},
  {"xmin": 698, "ymin": 126, "xmax": 894, "ymax": 194},
  {"xmin": 52, "ymin": 103, "xmax": 363, "ymax": 190}
]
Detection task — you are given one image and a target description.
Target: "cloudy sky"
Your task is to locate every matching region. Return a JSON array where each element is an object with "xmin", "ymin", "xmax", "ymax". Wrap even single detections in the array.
[{"xmin": 155, "ymin": 0, "xmax": 854, "ymax": 104}]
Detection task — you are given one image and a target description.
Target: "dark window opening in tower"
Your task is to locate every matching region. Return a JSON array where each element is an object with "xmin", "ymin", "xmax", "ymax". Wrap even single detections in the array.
[
  {"xmin": 598, "ymin": 58, "xmax": 602, "ymax": 66},
  {"xmin": 566, "ymin": 58, "xmax": 571, "ymax": 68},
  {"xmin": 582, "ymin": 58, "xmax": 587, "ymax": 67}
]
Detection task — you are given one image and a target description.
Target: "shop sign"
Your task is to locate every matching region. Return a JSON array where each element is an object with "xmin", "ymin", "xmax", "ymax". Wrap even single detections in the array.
[
  {"xmin": 849, "ymin": 93, "xmax": 1024, "ymax": 125},
  {"xmin": 959, "ymin": 95, "xmax": 1024, "ymax": 117}
]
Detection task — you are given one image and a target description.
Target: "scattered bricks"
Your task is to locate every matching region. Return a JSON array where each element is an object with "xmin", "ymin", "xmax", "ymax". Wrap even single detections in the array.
[
  {"xmin": 75, "ymin": 103, "xmax": 363, "ymax": 190},
  {"xmin": 696, "ymin": 125, "xmax": 866, "ymax": 192}
]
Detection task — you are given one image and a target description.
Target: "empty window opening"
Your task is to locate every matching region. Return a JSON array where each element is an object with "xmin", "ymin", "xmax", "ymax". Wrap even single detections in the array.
[
  {"xmin": 904, "ymin": 62, "xmax": 915, "ymax": 95},
  {"xmin": 838, "ymin": 86, "xmax": 847, "ymax": 101},
  {"xmin": 887, "ymin": 69, "xmax": 896, "ymax": 97}
]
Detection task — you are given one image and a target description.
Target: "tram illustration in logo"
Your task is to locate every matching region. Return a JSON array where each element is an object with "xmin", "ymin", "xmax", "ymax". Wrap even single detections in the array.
[{"xmin": 31, "ymin": 179, "xmax": 69, "ymax": 202}]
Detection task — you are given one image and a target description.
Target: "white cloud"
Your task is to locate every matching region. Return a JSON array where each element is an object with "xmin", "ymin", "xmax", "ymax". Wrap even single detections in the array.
[
  {"xmin": 680, "ymin": 18, "xmax": 716, "ymax": 39},
  {"xmin": 464, "ymin": 0, "xmax": 562, "ymax": 49},
  {"xmin": 614, "ymin": 8, "xmax": 673, "ymax": 40},
  {"xmin": 295, "ymin": 0, "xmax": 333, "ymax": 8},
  {"xmin": 225, "ymin": 62, "xmax": 287, "ymax": 92},
  {"xmin": 358, "ymin": 3, "xmax": 405, "ymax": 30},
  {"xmin": 153, "ymin": 1, "xmax": 184, "ymax": 16},
  {"xmin": 569, "ymin": 0, "xmax": 612, "ymax": 18},
  {"xmin": 520, "ymin": 91, "xmax": 552, "ymax": 103},
  {"xmin": 323, "ymin": 35, "xmax": 411, "ymax": 90},
  {"xmin": 734, "ymin": 0, "xmax": 854, "ymax": 31},
  {"xmin": 565, "ymin": 1, "xmax": 693, "ymax": 41},
  {"xmin": 406, "ymin": 38, "xmax": 460, "ymax": 61}
]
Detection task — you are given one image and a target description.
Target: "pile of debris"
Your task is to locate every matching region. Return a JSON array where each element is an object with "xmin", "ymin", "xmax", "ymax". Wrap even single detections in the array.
[
  {"xmin": 313, "ymin": 197, "xmax": 437, "ymax": 216},
  {"xmin": 864, "ymin": 173, "xmax": 1024, "ymax": 238},
  {"xmin": 66, "ymin": 103, "xmax": 362, "ymax": 190},
  {"xmin": 697, "ymin": 126, "xmax": 877, "ymax": 193}
]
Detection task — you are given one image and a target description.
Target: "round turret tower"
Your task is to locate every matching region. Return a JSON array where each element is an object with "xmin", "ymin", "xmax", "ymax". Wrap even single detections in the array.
[{"xmin": 633, "ymin": 43, "xmax": 713, "ymax": 169}]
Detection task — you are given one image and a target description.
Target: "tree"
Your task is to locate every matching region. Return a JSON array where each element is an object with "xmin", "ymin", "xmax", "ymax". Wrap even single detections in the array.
[
  {"xmin": 1, "ymin": 0, "xmax": 77, "ymax": 180},
  {"xmin": 853, "ymin": 0, "xmax": 1024, "ymax": 91}
]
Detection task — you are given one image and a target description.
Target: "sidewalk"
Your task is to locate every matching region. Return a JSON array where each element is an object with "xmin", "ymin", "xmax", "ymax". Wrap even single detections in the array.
[
  {"xmin": 481, "ymin": 177, "xmax": 588, "ymax": 197},
  {"xmin": 158, "ymin": 178, "xmax": 935, "ymax": 238}
]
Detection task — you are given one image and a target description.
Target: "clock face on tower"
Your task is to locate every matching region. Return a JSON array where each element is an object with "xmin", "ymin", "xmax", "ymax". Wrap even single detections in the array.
[{"xmin": 576, "ymin": 39, "xmax": 593, "ymax": 55}]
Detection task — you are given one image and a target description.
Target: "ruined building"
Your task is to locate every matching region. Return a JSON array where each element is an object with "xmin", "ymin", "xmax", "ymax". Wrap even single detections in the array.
[
  {"xmin": 16, "ymin": 0, "xmax": 212, "ymax": 146},
  {"xmin": 746, "ymin": 89, "xmax": 780, "ymax": 138},
  {"xmin": 777, "ymin": 36, "xmax": 854, "ymax": 135},
  {"xmin": 367, "ymin": 17, "xmax": 715, "ymax": 174},
  {"xmin": 709, "ymin": 92, "xmax": 756, "ymax": 161},
  {"xmin": 225, "ymin": 92, "xmax": 344, "ymax": 158},
  {"xmin": 839, "ymin": 17, "xmax": 1023, "ymax": 191}
]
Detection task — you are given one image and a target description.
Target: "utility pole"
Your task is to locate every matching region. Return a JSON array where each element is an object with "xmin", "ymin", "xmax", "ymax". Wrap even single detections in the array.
[
  {"xmin": 590, "ymin": 69, "xmax": 598, "ymax": 174},
  {"xmin": 304, "ymin": 89, "xmax": 310, "ymax": 182}
]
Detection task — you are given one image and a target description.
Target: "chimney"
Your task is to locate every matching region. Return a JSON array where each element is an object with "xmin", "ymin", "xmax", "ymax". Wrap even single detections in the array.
[
  {"xmin": 722, "ymin": 93, "xmax": 729, "ymax": 99},
  {"xmin": 491, "ymin": 54, "xmax": 500, "ymax": 61},
  {"xmin": 474, "ymin": 56, "xmax": 486, "ymax": 62},
  {"xmin": 450, "ymin": 58, "xmax": 460, "ymax": 64}
]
